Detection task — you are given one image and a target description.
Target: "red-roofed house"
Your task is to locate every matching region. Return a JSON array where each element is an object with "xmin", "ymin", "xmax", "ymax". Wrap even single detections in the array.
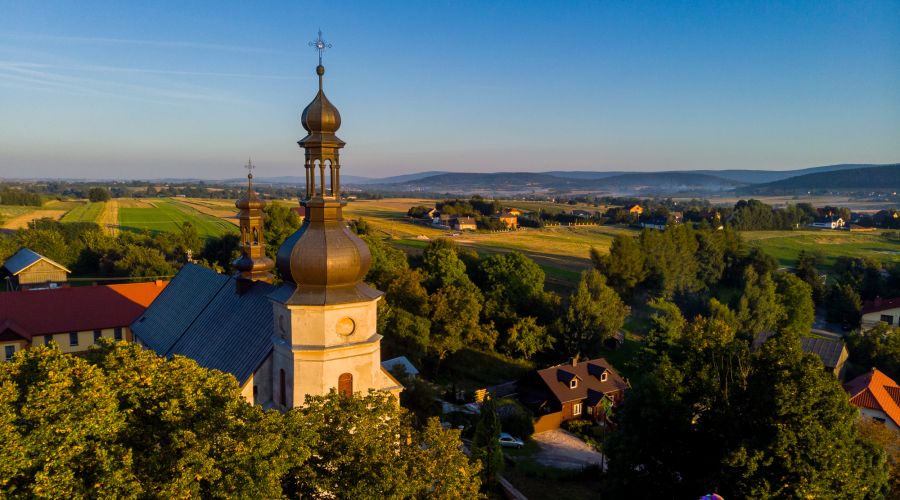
[
  {"xmin": 518, "ymin": 357, "xmax": 629, "ymax": 433},
  {"xmin": 861, "ymin": 297, "xmax": 900, "ymax": 330},
  {"xmin": 0, "ymin": 281, "xmax": 167, "ymax": 360},
  {"xmin": 844, "ymin": 368, "xmax": 900, "ymax": 430}
]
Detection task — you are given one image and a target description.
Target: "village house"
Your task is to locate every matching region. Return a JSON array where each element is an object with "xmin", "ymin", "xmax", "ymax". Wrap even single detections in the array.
[
  {"xmin": 0, "ymin": 281, "xmax": 167, "ymax": 360},
  {"xmin": 450, "ymin": 216, "xmax": 477, "ymax": 231},
  {"xmin": 518, "ymin": 357, "xmax": 629, "ymax": 433},
  {"xmin": 492, "ymin": 213, "xmax": 518, "ymax": 229},
  {"xmin": 753, "ymin": 332, "xmax": 849, "ymax": 380},
  {"xmin": 861, "ymin": 297, "xmax": 900, "ymax": 329},
  {"xmin": 626, "ymin": 204, "xmax": 643, "ymax": 215},
  {"xmin": 810, "ymin": 216, "xmax": 845, "ymax": 229},
  {"xmin": 1, "ymin": 248, "xmax": 70, "ymax": 291},
  {"xmin": 640, "ymin": 216, "xmax": 669, "ymax": 231},
  {"xmin": 844, "ymin": 368, "xmax": 900, "ymax": 430}
]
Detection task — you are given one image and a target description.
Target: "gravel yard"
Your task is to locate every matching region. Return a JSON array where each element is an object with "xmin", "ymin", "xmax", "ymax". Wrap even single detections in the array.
[{"xmin": 531, "ymin": 429, "xmax": 606, "ymax": 470}]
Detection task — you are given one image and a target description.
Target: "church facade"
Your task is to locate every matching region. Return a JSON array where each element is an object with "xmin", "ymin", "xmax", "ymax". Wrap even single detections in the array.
[{"xmin": 131, "ymin": 47, "xmax": 402, "ymax": 408}]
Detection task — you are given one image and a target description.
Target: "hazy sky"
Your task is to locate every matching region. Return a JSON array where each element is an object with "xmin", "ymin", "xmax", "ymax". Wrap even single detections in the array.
[{"xmin": 1, "ymin": 1, "xmax": 899, "ymax": 180}]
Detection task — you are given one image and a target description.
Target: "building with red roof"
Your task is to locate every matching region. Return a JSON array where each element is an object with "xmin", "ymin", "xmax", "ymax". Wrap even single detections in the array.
[
  {"xmin": 844, "ymin": 368, "xmax": 900, "ymax": 430},
  {"xmin": 861, "ymin": 297, "xmax": 900, "ymax": 330},
  {"xmin": 0, "ymin": 281, "xmax": 167, "ymax": 360}
]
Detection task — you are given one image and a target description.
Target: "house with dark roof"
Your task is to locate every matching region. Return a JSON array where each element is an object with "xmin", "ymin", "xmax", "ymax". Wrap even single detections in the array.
[
  {"xmin": 810, "ymin": 216, "xmax": 845, "ymax": 229},
  {"xmin": 861, "ymin": 297, "xmax": 900, "ymax": 330},
  {"xmin": 844, "ymin": 368, "xmax": 900, "ymax": 430},
  {"xmin": 752, "ymin": 332, "xmax": 850, "ymax": 380},
  {"xmin": 1, "ymin": 248, "xmax": 70, "ymax": 291},
  {"xmin": 518, "ymin": 358, "xmax": 629, "ymax": 433},
  {"xmin": 0, "ymin": 281, "xmax": 167, "ymax": 360}
]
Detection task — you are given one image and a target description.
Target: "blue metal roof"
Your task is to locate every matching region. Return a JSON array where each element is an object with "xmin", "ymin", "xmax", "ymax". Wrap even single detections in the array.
[
  {"xmin": 2, "ymin": 248, "xmax": 70, "ymax": 275},
  {"xmin": 131, "ymin": 264, "xmax": 274, "ymax": 385}
]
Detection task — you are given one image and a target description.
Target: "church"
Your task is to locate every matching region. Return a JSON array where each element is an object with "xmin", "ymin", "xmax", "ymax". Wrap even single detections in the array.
[{"xmin": 131, "ymin": 38, "xmax": 402, "ymax": 408}]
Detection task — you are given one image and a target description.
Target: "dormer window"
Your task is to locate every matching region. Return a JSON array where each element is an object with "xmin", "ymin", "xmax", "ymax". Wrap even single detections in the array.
[
  {"xmin": 569, "ymin": 379, "xmax": 578, "ymax": 389},
  {"xmin": 600, "ymin": 372, "xmax": 608, "ymax": 382}
]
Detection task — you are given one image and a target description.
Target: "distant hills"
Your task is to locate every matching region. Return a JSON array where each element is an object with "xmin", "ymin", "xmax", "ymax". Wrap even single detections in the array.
[{"xmin": 739, "ymin": 164, "xmax": 900, "ymax": 194}]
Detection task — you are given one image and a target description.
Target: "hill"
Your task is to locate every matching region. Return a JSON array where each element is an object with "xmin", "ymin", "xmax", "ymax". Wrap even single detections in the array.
[{"xmin": 740, "ymin": 164, "xmax": 900, "ymax": 194}]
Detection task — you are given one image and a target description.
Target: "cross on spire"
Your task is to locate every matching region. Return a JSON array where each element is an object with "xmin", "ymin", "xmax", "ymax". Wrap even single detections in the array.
[
  {"xmin": 309, "ymin": 29, "xmax": 332, "ymax": 66},
  {"xmin": 245, "ymin": 157, "xmax": 256, "ymax": 179}
]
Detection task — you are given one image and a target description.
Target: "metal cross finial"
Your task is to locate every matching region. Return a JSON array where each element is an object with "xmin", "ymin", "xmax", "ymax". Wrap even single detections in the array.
[
  {"xmin": 309, "ymin": 29, "xmax": 332, "ymax": 65},
  {"xmin": 245, "ymin": 157, "xmax": 256, "ymax": 179}
]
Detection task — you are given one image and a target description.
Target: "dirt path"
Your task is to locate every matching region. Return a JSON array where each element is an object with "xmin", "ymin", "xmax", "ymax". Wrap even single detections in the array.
[
  {"xmin": 531, "ymin": 429, "xmax": 606, "ymax": 470},
  {"xmin": 2, "ymin": 210, "xmax": 67, "ymax": 229},
  {"xmin": 99, "ymin": 199, "xmax": 119, "ymax": 235}
]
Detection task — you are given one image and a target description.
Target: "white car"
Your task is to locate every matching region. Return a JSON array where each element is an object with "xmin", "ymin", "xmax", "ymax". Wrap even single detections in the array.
[{"xmin": 498, "ymin": 432, "xmax": 524, "ymax": 449}]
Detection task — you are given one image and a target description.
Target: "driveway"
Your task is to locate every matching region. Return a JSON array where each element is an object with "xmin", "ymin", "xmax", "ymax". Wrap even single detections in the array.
[{"xmin": 531, "ymin": 429, "xmax": 606, "ymax": 470}]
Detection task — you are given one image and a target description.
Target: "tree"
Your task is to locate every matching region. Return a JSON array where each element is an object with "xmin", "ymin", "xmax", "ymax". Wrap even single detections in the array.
[
  {"xmin": 562, "ymin": 270, "xmax": 630, "ymax": 358},
  {"xmin": 263, "ymin": 204, "xmax": 301, "ymax": 258},
  {"xmin": 362, "ymin": 234, "xmax": 409, "ymax": 290},
  {"xmin": 856, "ymin": 417, "xmax": 900, "ymax": 497},
  {"xmin": 114, "ymin": 246, "xmax": 175, "ymax": 278},
  {"xmin": 421, "ymin": 239, "xmax": 469, "ymax": 290},
  {"xmin": 428, "ymin": 282, "xmax": 488, "ymax": 357},
  {"xmin": 826, "ymin": 282, "xmax": 863, "ymax": 326},
  {"xmin": 643, "ymin": 299, "xmax": 685, "ymax": 360},
  {"xmin": 502, "ymin": 316, "xmax": 553, "ymax": 359},
  {"xmin": 471, "ymin": 396, "xmax": 503, "ymax": 491},
  {"xmin": 593, "ymin": 234, "xmax": 646, "ymax": 298},
  {"xmin": 796, "ymin": 250, "xmax": 825, "ymax": 303},
  {"xmin": 846, "ymin": 323, "xmax": 900, "ymax": 381},
  {"xmin": 88, "ymin": 187, "xmax": 111, "ymax": 202},
  {"xmin": 177, "ymin": 221, "xmax": 202, "ymax": 260},
  {"xmin": 774, "ymin": 272, "xmax": 815, "ymax": 337},
  {"xmin": 736, "ymin": 267, "xmax": 780, "ymax": 339}
]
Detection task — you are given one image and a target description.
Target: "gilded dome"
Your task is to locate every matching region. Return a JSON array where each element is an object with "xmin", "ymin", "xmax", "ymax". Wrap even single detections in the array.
[
  {"xmin": 301, "ymin": 65, "xmax": 342, "ymax": 135},
  {"xmin": 235, "ymin": 174, "xmax": 265, "ymax": 210}
]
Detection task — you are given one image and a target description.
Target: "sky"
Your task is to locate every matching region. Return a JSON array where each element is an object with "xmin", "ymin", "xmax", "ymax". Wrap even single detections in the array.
[{"xmin": 1, "ymin": 1, "xmax": 899, "ymax": 180}]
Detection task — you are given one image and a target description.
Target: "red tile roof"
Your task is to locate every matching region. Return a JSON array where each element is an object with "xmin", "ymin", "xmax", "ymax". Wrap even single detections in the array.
[
  {"xmin": 844, "ymin": 368, "xmax": 900, "ymax": 427},
  {"xmin": 861, "ymin": 297, "xmax": 900, "ymax": 315},
  {"xmin": 0, "ymin": 281, "xmax": 167, "ymax": 339}
]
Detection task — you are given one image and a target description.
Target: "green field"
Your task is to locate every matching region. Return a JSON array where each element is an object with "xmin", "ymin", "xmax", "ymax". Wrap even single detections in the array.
[
  {"xmin": 744, "ymin": 230, "xmax": 900, "ymax": 268},
  {"xmin": 60, "ymin": 201, "xmax": 104, "ymax": 223},
  {"xmin": 118, "ymin": 199, "xmax": 239, "ymax": 239}
]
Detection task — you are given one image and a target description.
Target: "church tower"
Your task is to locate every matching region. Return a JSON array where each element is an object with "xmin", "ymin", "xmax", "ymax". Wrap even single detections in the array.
[
  {"xmin": 233, "ymin": 159, "xmax": 275, "ymax": 292},
  {"xmin": 270, "ymin": 32, "xmax": 401, "ymax": 407}
]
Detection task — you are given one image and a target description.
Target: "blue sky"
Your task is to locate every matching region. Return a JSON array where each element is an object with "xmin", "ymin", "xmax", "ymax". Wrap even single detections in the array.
[{"xmin": 1, "ymin": 0, "xmax": 899, "ymax": 179}]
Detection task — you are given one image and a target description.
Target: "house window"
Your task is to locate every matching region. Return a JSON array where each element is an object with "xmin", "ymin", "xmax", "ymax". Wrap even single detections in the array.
[
  {"xmin": 338, "ymin": 373, "xmax": 353, "ymax": 397},
  {"xmin": 880, "ymin": 315, "xmax": 893, "ymax": 325},
  {"xmin": 114, "ymin": 327, "xmax": 123, "ymax": 341},
  {"xmin": 586, "ymin": 406, "xmax": 593, "ymax": 416},
  {"xmin": 4, "ymin": 346, "xmax": 14, "ymax": 361},
  {"xmin": 94, "ymin": 330, "xmax": 102, "ymax": 342},
  {"xmin": 573, "ymin": 402, "xmax": 583, "ymax": 416},
  {"xmin": 44, "ymin": 335, "xmax": 52, "ymax": 346},
  {"xmin": 69, "ymin": 332, "xmax": 79, "ymax": 347},
  {"xmin": 600, "ymin": 372, "xmax": 608, "ymax": 382},
  {"xmin": 569, "ymin": 379, "xmax": 578, "ymax": 389},
  {"xmin": 279, "ymin": 369, "xmax": 286, "ymax": 406}
]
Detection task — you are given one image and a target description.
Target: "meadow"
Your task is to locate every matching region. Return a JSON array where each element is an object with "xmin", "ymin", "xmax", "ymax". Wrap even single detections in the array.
[
  {"xmin": 60, "ymin": 201, "xmax": 104, "ymax": 223},
  {"xmin": 744, "ymin": 230, "xmax": 900, "ymax": 268},
  {"xmin": 118, "ymin": 199, "xmax": 238, "ymax": 239}
]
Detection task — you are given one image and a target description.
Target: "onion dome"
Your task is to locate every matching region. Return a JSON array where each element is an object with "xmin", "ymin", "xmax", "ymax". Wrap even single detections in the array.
[
  {"xmin": 235, "ymin": 172, "xmax": 265, "ymax": 210},
  {"xmin": 301, "ymin": 65, "xmax": 342, "ymax": 135}
]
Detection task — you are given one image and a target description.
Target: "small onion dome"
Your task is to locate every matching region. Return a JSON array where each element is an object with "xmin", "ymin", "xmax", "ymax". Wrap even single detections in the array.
[
  {"xmin": 301, "ymin": 65, "xmax": 341, "ymax": 135},
  {"xmin": 235, "ymin": 174, "xmax": 265, "ymax": 210},
  {"xmin": 233, "ymin": 252, "xmax": 274, "ymax": 273}
]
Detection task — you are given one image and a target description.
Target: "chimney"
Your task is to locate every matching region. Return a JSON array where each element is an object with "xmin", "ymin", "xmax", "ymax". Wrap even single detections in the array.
[{"xmin": 570, "ymin": 355, "xmax": 578, "ymax": 367}]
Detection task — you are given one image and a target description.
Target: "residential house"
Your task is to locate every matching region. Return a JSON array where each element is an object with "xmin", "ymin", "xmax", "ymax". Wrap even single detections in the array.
[
  {"xmin": 382, "ymin": 356, "xmax": 419, "ymax": 379},
  {"xmin": 450, "ymin": 216, "xmax": 477, "ymax": 231},
  {"xmin": 1, "ymin": 248, "xmax": 70, "ymax": 291},
  {"xmin": 861, "ymin": 297, "xmax": 900, "ymax": 329},
  {"xmin": 492, "ymin": 214, "xmax": 518, "ymax": 230},
  {"xmin": 0, "ymin": 281, "xmax": 168, "ymax": 359},
  {"xmin": 640, "ymin": 216, "xmax": 669, "ymax": 230},
  {"xmin": 844, "ymin": 368, "xmax": 900, "ymax": 430},
  {"xmin": 753, "ymin": 332, "xmax": 849, "ymax": 379},
  {"xmin": 518, "ymin": 357, "xmax": 629, "ymax": 433},
  {"xmin": 810, "ymin": 216, "xmax": 845, "ymax": 229},
  {"xmin": 504, "ymin": 207, "xmax": 522, "ymax": 217},
  {"xmin": 626, "ymin": 204, "xmax": 643, "ymax": 215},
  {"xmin": 671, "ymin": 211, "xmax": 684, "ymax": 224}
]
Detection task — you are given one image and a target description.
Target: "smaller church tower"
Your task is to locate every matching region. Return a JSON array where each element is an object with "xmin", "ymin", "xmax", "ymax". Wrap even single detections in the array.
[{"xmin": 233, "ymin": 159, "xmax": 275, "ymax": 292}]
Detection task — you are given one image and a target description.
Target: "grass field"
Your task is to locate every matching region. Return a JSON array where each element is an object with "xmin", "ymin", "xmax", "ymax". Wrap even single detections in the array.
[
  {"xmin": 60, "ymin": 201, "xmax": 104, "ymax": 223},
  {"xmin": 118, "ymin": 199, "xmax": 239, "ymax": 239},
  {"xmin": 744, "ymin": 230, "xmax": 900, "ymax": 268}
]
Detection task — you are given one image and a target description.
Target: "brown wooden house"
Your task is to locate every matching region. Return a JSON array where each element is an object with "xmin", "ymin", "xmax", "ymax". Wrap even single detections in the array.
[
  {"xmin": 1, "ymin": 248, "xmax": 70, "ymax": 291},
  {"xmin": 519, "ymin": 357, "xmax": 629, "ymax": 433}
]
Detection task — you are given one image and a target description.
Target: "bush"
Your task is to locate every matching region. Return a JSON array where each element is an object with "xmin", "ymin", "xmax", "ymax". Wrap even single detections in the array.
[{"xmin": 496, "ymin": 397, "xmax": 534, "ymax": 439}]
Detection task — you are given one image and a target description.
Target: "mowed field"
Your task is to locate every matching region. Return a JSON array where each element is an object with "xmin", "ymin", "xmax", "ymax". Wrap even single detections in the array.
[
  {"xmin": 60, "ymin": 201, "xmax": 104, "ymax": 223},
  {"xmin": 745, "ymin": 230, "xmax": 900, "ymax": 268},
  {"xmin": 118, "ymin": 199, "xmax": 238, "ymax": 238}
]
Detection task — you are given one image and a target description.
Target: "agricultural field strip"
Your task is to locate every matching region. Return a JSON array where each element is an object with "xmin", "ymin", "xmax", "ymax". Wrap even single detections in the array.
[
  {"xmin": 60, "ymin": 201, "xmax": 105, "ymax": 223},
  {"xmin": 178, "ymin": 199, "xmax": 239, "ymax": 226},
  {"xmin": 117, "ymin": 199, "xmax": 237, "ymax": 238}
]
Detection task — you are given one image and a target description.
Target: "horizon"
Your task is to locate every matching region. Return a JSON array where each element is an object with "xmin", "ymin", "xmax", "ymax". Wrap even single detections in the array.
[{"xmin": 2, "ymin": 1, "xmax": 899, "ymax": 179}]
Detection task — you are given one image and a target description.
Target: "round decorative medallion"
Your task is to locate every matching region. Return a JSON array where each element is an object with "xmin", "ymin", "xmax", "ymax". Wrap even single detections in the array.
[{"xmin": 336, "ymin": 317, "xmax": 355, "ymax": 337}]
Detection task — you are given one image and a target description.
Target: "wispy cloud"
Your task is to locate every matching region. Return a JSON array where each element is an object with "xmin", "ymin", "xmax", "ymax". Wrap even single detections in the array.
[
  {"xmin": 0, "ymin": 61, "xmax": 310, "ymax": 81},
  {"xmin": 0, "ymin": 32, "xmax": 290, "ymax": 55}
]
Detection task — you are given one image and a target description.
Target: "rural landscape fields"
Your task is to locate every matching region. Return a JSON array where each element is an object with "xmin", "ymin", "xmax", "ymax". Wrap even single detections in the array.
[{"xmin": 4, "ymin": 195, "xmax": 900, "ymax": 290}]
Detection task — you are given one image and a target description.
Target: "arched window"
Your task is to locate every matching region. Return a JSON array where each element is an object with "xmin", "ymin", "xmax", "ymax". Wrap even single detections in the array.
[
  {"xmin": 338, "ymin": 373, "xmax": 353, "ymax": 397},
  {"xmin": 252, "ymin": 227, "xmax": 259, "ymax": 245},
  {"xmin": 279, "ymin": 369, "xmax": 286, "ymax": 406}
]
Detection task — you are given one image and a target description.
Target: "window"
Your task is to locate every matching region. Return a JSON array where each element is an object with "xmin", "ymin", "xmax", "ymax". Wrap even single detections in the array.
[
  {"xmin": 69, "ymin": 332, "xmax": 79, "ymax": 347},
  {"xmin": 569, "ymin": 379, "xmax": 578, "ymax": 389},
  {"xmin": 44, "ymin": 335, "xmax": 52, "ymax": 346},
  {"xmin": 881, "ymin": 314, "xmax": 894, "ymax": 325},
  {"xmin": 114, "ymin": 327, "xmax": 123, "ymax": 341},
  {"xmin": 586, "ymin": 406, "xmax": 593, "ymax": 416},
  {"xmin": 94, "ymin": 330, "xmax": 102, "ymax": 342},
  {"xmin": 279, "ymin": 369, "xmax": 286, "ymax": 406},
  {"xmin": 600, "ymin": 372, "xmax": 608, "ymax": 382},
  {"xmin": 338, "ymin": 373, "xmax": 353, "ymax": 397},
  {"xmin": 573, "ymin": 402, "xmax": 583, "ymax": 416},
  {"xmin": 4, "ymin": 346, "xmax": 14, "ymax": 361}
]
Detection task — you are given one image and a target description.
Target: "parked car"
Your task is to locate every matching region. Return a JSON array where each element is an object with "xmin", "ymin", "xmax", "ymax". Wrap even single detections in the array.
[{"xmin": 498, "ymin": 432, "xmax": 524, "ymax": 449}]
